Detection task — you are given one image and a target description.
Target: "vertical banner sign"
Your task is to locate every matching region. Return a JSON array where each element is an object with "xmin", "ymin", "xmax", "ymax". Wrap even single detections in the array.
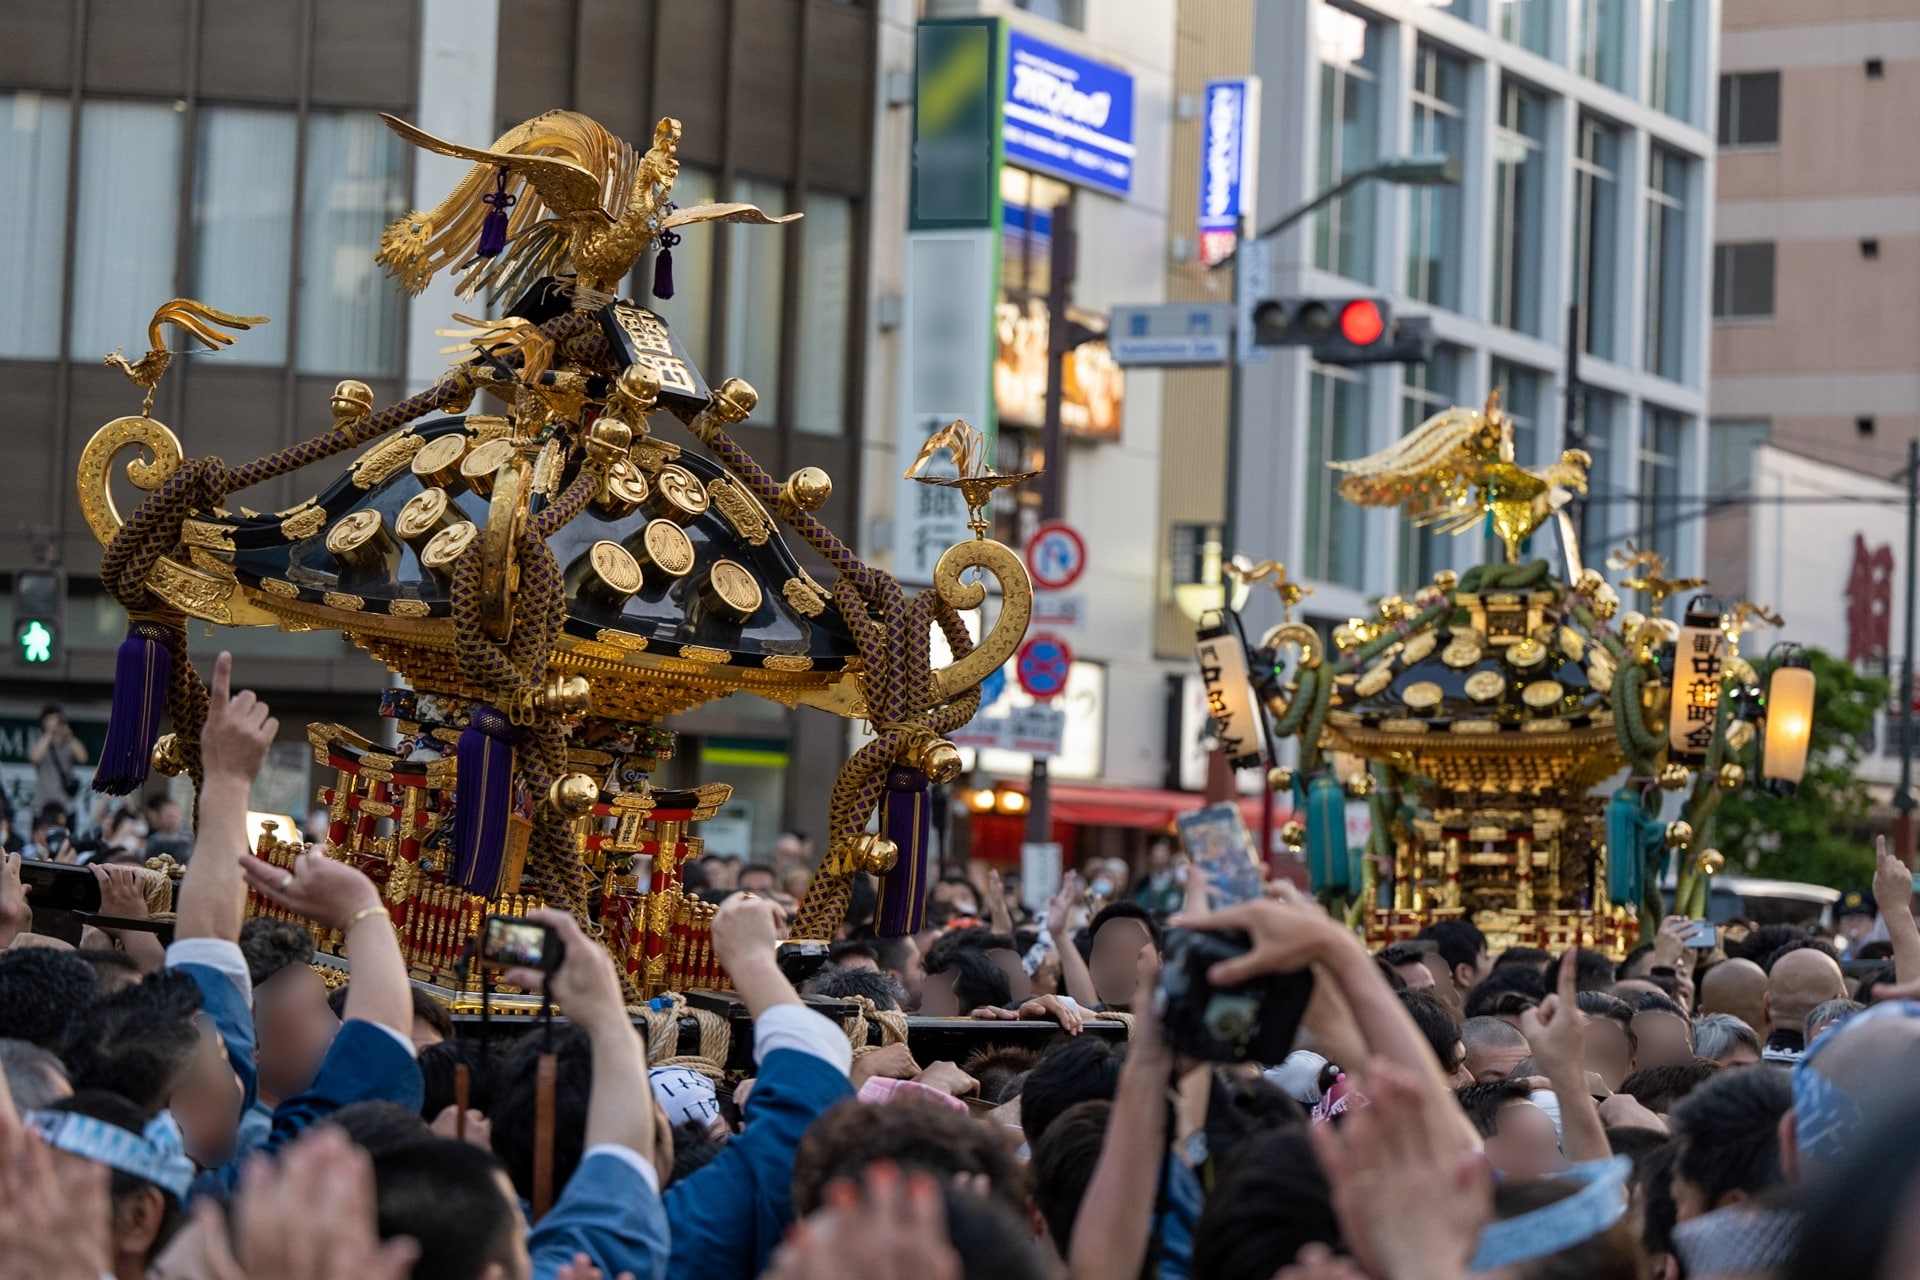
[
  {"xmin": 1668, "ymin": 602, "xmax": 1726, "ymax": 763},
  {"xmin": 896, "ymin": 19, "xmax": 1004, "ymax": 585},
  {"xmin": 1195, "ymin": 621, "xmax": 1262, "ymax": 769},
  {"xmin": 1002, "ymin": 30, "xmax": 1135, "ymax": 197},
  {"xmin": 1197, "ymin": 77, "xmax": 1260, "ymax": 268}
]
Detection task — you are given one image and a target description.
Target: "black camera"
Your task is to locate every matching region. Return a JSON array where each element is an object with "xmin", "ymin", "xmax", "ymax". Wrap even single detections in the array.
[
  {"xmin": 1155, "ymin": 927, "xmax": 1314, "ymax": 1063},
  {"xmin": 479, "ymin": 914, "xmax": 565, "ymax": 974}
]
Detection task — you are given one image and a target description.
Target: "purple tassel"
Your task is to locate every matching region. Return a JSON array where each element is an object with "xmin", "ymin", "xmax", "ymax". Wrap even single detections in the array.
[
  {"xmin": 475, "ymin": 167, "xmax": 515, "ymax": 260},
  {"xmin": 93, "ymin": 621, "xmax": 175, "ymax": 796},
  {"xmin": 873, "ymin": 766, "xmax": 932, "ymax": 937},
  {"xmin": 453, "ymin": 704, "xmax": 517, "ymax": 896},
  {"xmin": 651, "ymin": 221, "xmax": 680, "ymax": 300}
]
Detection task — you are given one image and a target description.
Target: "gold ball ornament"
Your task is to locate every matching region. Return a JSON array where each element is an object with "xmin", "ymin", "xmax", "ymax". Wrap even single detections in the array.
[
  {"xmin": 1665, "ymin": 820, "xmax": 1694, "ymax": 850},
  {"xmin": 1573, "ymin": 568, "xmax": 1606, "ymax": 598},
  {"xmin": 917, "ymin": 738, "xmax": 964, "ymax": 785},
  {"xmin": 151, "ymin": 733, "xmax": 188, "ymax": 777},
  {"xmin": 330, "ymin": 379, "xmax": 374, "ymax": 422},
  {"xmin": 1346, "ymin": 770, "xmax": 1376, "ymax": 798},
  {"xmin": 1718, "ymin": 763, "xmax": 1747, "ymax": 791},
  {"xmin": 850, "ymin": 834, "xmax": 899, "ymax": 875},
  {"xmin": 1331, "ymin": 624, "xmax": 1360, "ymax": 651},
  {"xmin": 712, "ymin": 377, "xmax": 758, "ymax": 423},
  {"xmin": 583, "ymin": 415, "xmax": 634, "ymax": 464},
  {"xmin": 1619, "ymin": 610, "xmax": 1648, "ymax": 641},
  {"xmin": 1432, "ymin": 569, "xmax": 1459, "ymax": 594},
  {"xmin": 548, "ymin": 773, "xmax": 601, "ymax": 818},
  {"xmin": 1696, "ymin": 848, "xmax": 1726, "ymax": 876},
  {"xmin": 1280, "ymin": 820, "xmax": 1307, "ymax": 851},
  {"xmin": 1658, "ymin": 761, "xmax": 1692, "ymax": 791},
  {"xmin": 534, "ymin": 674, "xmax": 593, "ymax": 717},
  {"xmin": 783, "ymin": 467, "xmax": 834, "ymax": 512},
  {"xmin": 615, "ymin": 363, "xmax": 660, "ymax": 414},
  {"xmin": 1267, "ymin": 766, "xmax": 1295, "ymax": 793},
  {"xmin": 1376, "ymin": 595, "xmax": 1408, "ymax": 623},
  {"xmin": 1725, "ymin": 720, "xmax": 1756, "ymax": 751}
]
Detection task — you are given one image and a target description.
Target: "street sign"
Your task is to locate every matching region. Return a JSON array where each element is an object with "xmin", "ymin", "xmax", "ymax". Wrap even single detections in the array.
[
  {"xmin": 1016, "ymin": 633, "xmax": 1074, "ymax": 700},
  {"xmin": 1032, "ymin": 590, "xmax": 1085, "ymax": 631},
  {"xmin": 1007, "ymin": 703, "xmax": 1068, "ymax": 755},
  {"xmin": 1108, "ymin": 302, "xmax": 1232, "ymax": 367},
  {"xmin": 1025, "ymin": 521, "xmax": 1087, "ymax": 590},
  {"xmin": 1197, "ymin": 77, "xmax": 1260, "ymax": 267}
]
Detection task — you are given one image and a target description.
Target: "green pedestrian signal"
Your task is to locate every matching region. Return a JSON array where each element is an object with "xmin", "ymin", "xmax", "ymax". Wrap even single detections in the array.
[{"xmin": 17, "ymin": 620, "xmax": 53, "ymax": 663}]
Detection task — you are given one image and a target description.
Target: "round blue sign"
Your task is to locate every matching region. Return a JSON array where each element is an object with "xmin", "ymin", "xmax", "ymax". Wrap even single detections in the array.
[{"xmin": 1016, "ymin": 634, "xmax": 1073, "ymax": 700}]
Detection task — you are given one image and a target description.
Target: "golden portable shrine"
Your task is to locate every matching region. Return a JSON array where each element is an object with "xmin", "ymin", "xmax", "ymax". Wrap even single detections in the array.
[
  {"xmin": 75, "ymin": 109, "xmax": 1034, "ymax": 1006},
  {"xmin": 1233, "ymin": 393, "xmax": 1808, "ymax": 955}
]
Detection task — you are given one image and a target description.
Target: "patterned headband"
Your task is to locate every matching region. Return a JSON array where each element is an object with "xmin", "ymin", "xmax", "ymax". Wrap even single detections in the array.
[
  {"xmin": 25, "ymin": 1109, "xmax": 195, "ymax": 1200},
  {"xmin": 1469, "ymin": 1155, "xmax": 1631, "ymax": 1272}
]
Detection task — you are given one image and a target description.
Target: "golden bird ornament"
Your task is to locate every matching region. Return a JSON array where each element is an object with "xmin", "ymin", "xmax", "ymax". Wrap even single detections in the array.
[{"xmin": 105, "ymin": 299, "xmax": 269, "ymax": 416}]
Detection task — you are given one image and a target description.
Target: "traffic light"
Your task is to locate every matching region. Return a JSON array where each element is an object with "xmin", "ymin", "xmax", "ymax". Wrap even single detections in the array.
[
  {"xmin": 1249, "ymin": 296, "xmax": 1436, "ymax": 365},
  {"xmin": 12, "ymin": 568, "xmax": 63, "ymax": 667}
]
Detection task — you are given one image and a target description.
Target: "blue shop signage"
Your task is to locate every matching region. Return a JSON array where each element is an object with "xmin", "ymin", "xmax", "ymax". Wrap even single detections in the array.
[{"xmin": 1002, "ymin": 29, "xmax": 1135, "ymax": 197}]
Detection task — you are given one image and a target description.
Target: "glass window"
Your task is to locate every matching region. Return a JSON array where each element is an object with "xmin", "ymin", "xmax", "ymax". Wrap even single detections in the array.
[
  {"xmin": 1573, "ymin": 0, "xmax": 1627, "ymax": 91},
  {"xmin": 1572, "ymin": 115, "xmax": 1619, "ymax": 360},
  {"xmin": 1491, "ymin": 79, "xmax": 1546, "ymax": 337},
  {"xmin": 70, "ymin": 101, "xmax": 185, "ymax": 361},
  {"xmin": 1304, "ymin": 363, "xmax": 1369, "ymax": 588},
  {"xmin": 1637, "ymin": 407, "xmax": 1685, "ymax": 574},
  {"xmin": 1649, "ymin": 0, "xmax": 1697, "ymax": 122},
  {"xmin": 1314, "ymin": 7, "xmax": 1379, "ymax": 284},
  {"xmin": 1644, "ymin": 146, "xmax": 1689, "ymax": 380},
  {"xmin": 1494, "ymin": 0, "xmax": 1550, "ymax": 56},
  {"xmin": 1010, "ymin": 0, "xmax": 1083, "ymax": 27},
  {"xmin": 1712, "ymin": 242, "xmax": 1774, "ymax": 320},
  {"xmin": 1400, "ymin": 346, "xmax": 1461, "ymax": 583},
  {"xmin": 793, "ymin": 191, "xmax": 853, "ymax": 436},
  {"xmin": 0, "ymin": 93, "xmax": 70, "ymax": 360},
  {"xmin": 193, "ymin": 107, "xmax": 297, "ymax": 366},
  {"xmin": 1718, "ymin": 72, "xmax": 1780, "ymax": 148},
  {"xmin": 1001, "ymin": 167, "xmax": 1070, "ymax": 294},
  {"xmin": 1490, "ymin": 359, "xmax": 1542, "ymax": 467},
  {"xmin": 1709, "ymin": 419, "xmax": 1770, "ymax": 493},
  {"xmin": 723, "ymin": 176, "xmax": 790, "ymax": 422},
  {"xmin": 297, "ymin": 112, "xmax": 407, "ymax": 376},
  {"xmin": 641, "ymin": 167, "xmax": 717, "ymax": 378},
  {"xmin": 1407, "ymin": 43, "xmax": 1465, "ymax": 310}
]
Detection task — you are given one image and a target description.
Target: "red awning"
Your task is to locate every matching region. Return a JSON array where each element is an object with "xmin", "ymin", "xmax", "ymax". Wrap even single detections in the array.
[{"xmin": 1046, "ymin": 781, "xmax": 1290, "ymax": 835}]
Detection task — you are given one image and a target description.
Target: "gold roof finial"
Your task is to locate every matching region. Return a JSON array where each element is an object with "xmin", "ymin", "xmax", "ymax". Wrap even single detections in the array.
[{"xmin": 904, "ymin": 420, "xmax": 1037, "ymax": 540}]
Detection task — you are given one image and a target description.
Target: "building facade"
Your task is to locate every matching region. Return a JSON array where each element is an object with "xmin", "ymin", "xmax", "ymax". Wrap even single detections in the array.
[
  {"xmin": 0, "ymin": 0, "xmax": 880, "ymax": 854},
  {"xmin": 1206, "ymin": 0, "xmax": 1719, "ymax": 656},
  {"xmin": 1707, "ymin": 0, "xmax": 1920, "ymax": 596}
]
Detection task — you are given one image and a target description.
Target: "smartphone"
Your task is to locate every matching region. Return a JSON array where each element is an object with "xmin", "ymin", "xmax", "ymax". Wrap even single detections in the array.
[
  {"xmin": 1155, "ymin": 927, "xmax": 1315, "ymax": 1063},
  {"xmin": 1682, "ymin": 919, "xmax": 1718, "ymax": 950},
  {"xmin": 479, "ymin": 914, "xmax": 565, "ymax": 973}
]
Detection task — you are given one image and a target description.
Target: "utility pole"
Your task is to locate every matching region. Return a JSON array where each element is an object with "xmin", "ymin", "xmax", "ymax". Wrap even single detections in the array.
[
  {"xmin": 1896, "ymin": 438, "xmax": 1918, "ymax": 864},
  {"xmin": 1028, "ymin": 199, "xmax": 1082, "ymax": 845}
]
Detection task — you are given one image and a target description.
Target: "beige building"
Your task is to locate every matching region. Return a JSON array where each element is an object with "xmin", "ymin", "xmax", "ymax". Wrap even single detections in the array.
[{"xmin": 1708, "ymin": 0, "xmax": 1920, "ymax": 593}]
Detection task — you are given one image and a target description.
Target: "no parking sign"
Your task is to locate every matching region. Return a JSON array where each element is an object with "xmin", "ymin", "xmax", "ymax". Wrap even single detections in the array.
[{"xmin": 1016, "ymin": 633, "xmax": 1073, "ymax": 701}]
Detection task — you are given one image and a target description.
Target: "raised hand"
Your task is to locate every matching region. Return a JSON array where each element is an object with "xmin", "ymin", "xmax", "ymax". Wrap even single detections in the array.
[
  {"xmin": 201, "ymin": 651, "xmax": 279, "ymax": 786},
  {"xmin": 500, "ymin": 907, "xmax": 626, "ymax": 1031},
  {"xmin": 0, "ymin": 1075, "xmax": 112, "ymax": 1280},
  {"xmin": 712, "ymin": 891, "xmax": 784, "ymax": 975},
  {"xmin": 1172, "ymin": 897, "xmax": 1356, "ymax": 986},
  {"xmin": 763, "ymin": 1164, "xmax": 961, "ymax": 1280},
  {"xmin": 200, "ymin": 1126, "xmax": 418, "ymax": 1280},
  {"xmin": 1519, "ymin": 948, "xmax": 1584, "ymax": 1077},
  {"xmin": 0, "ymin": 850, "xmax": 30, "ymax": 947},
  {"xmin": 1875, "ymin": 836, "xmax": 1914, "ymax": 918},
  {"xmin": 1310, "ymin": 1058, "xmax": 1491, "ymax": 1280},
  {"xmin": 241, "ymin": 849, "xmax": 383, "ymax": 934}
]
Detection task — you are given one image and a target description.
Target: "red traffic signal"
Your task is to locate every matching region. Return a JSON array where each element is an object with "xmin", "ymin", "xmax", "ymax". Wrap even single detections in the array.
[{"xmin": 1339, "ymin": 299, "xmax": 1385, "ymax": 346}]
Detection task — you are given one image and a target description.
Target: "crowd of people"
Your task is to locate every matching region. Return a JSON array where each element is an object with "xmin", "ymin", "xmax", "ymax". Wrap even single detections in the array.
[
  {"xmin": 4, "ymin": 705, "xmax": 193, "ymax": 869},
  {"xmin": 4, "ymin": 653, "xmax": 1920, "ymax": 1280}
]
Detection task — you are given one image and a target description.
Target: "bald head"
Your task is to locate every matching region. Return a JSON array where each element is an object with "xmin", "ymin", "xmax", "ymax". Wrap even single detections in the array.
[
  {"xmin": 1767, "ymin": 949, "xmax": 1848, "ymax": 1036},
  {"xmin": 1791, "ymin": 1006, "xmax": 1920, "ymax": 1170},
  {"xmin": 1701, "ymin": 958, "xmax": 1769, "ymax": 1034}
]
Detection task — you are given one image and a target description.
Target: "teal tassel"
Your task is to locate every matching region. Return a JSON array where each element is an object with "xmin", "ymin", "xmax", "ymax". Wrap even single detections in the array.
[
  {"xmin": 1306, "ymin": 776, "xmax": 1347, "ymax": 893},
  {"xmin": 1606, "ymin": 788, "xmax": 1652, "ymax": 907}
]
